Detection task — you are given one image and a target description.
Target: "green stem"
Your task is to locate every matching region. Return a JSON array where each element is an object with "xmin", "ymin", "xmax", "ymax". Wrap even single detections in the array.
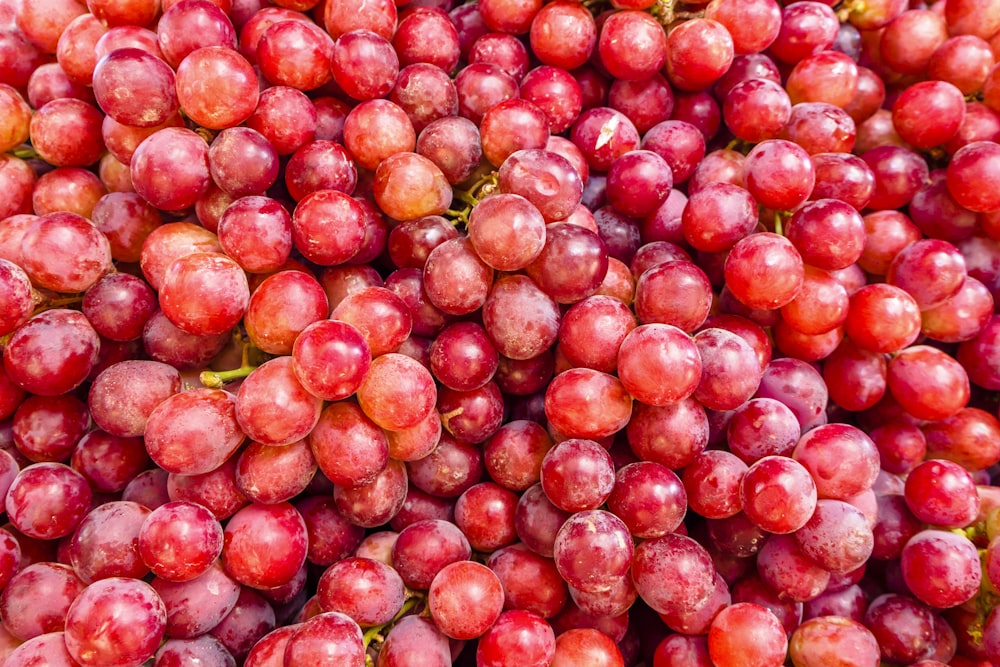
[
  {"xmin": 651, "ymin": 0, "xmax": 679, "ymax": 25},
  {"xmin": 10, "ymin": 145, "xmax": 37, "ymax": 160},
  {"xmin": 200, "ymin": 364, "xmax": 256, "ymax": 388},
  {"xmin": 454, "ymin": 188, "xmax": 479, "ymax": 208},
  {"xmin": 362, "ymin": 595, "xmax": 422, "ymax": 648},
  {"xmin": 453, "ymin": 172, "xmax": 500, "ymax": 209},
  {"xmin": 446, "ymin": 207, "xmax": 470, "ymax": 226}
]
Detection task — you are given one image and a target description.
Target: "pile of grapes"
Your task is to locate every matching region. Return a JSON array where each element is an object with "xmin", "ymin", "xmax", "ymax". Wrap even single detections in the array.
[{"xmin": 3, "ymin": 0, "xmax": 1000, "ymax": 663}]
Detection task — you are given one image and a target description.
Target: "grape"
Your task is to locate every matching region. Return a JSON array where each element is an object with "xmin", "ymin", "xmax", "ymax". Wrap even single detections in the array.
[
  {"xmin": 486, "ymin": 543, "xmax": 567, "ymax": 618},
  {"xmin": 626, "ymin": 396, "xmax": 709, "ymax": 470},
  {"xmin": 923, "ymin": 406, "xmax": 1000, "ymax": 471},
  {"xmin": 376, "ymin": 615, "xmax": 451, "ymax": 667},
  {"xmin": 356, "ymin": 352, "xmax": 436, "ymax": 432},
  {"xmin": 130, "ymin": 127, "xmax": 212, "ymax": 212},
  {"xmin": 525, "ymin": 221, "xmax": 608, "ymax": 305},
  {"xmin": 90, "ymin": 40, "xmax": 174, "ymax": 126},
  {"xmin": 708, "ymin": 602, "xmax": 788, "ymax": 667},
  {"xmin": 155, "ymin": 635, "xmax": 236, "ymax": 667},
  {"xmin": 528, "ymin": 1, "xmax": 596, "ymax": 71},
  {"xmin": 904, "ymin": 458, "xmax": 980, "ymax": 528},
  {"xmin": 222, "ymin": 501, "xmax": 307, "ymax": 590},
  {"xmin": 725, "ymin": 232, "xmax": 804, "ymax": 311},
  {"xmin": 176, "ymin": 46, "xmax": 258, "ymax": 130},
  {"xmin": 653, "ymin": 634, "xmax": 713, "ymax": 667},
  {"xmin": 893, "ymin": 80, "xmax": 966, "ymax": 150},
  {"xmin": 863, "ymin": 593, "xmax": 938, "ymax": 664},
  {"xmin": 684, "ymin": 450, "xmax": 747, "ymax": 521},
  {"xmin": 724, "ymin": 79, "xmax": 791, "ymax": 144},
  {"xmin": 373, "ymin": 151, "xmax": 454, "ymax": 223},
  {"xmin": 741, "ymin": 455, "xmax": 817, "ymax": 534},
  {"xmin": 82, "ymin": 272, "xmax": 157, "ymax": 343},
  {"xmin": 282, "ymin": 611, "xmax": 365, "ymax": 666},
  {"xmin": 692, "ymin": 327, "xmax": 762, "ymax": 411},
  {"xmin": 138, "ymin": 500, "xmax": 223, "ymax": 582},
  {"xmin": 0, "ymin": 83, "xmax": 30, "ymax": 151},
  {"xmin": 334, "ymin": 458, "xmax": 408, "ymax": 529},
  {"xmin": 901, "ymin": 529, "xmax": 981, "ymax": 609},
  {"xmin": 393, "ymin": 9, "xmax": 460, "ymax": 72},
  {"xmin": 863, "ymin": 144, "xmax": 930, "ymax": 211},
  {"xmin": 388, "ymin": 518, "xmax": 470, "ymax": 591},
  {"xmin": 481, "ymin": 273, "xmax": 560, "ymax": 361},
  {"xmin": 786, "ymin": 50, "xmax": 859, "ymax": 108},
  {"xmin": 453, "ymin": 481, "xmax": 518, "ymax": 552},
  {"xmin": 20, "ymin": 211, "xmax": 112, "ymax": 293},
  {"xmin": 551, "ymin": 627, "xmax": 624, "ymax": 667},
  {"xmin": 243, "ymin": 624, "xmax": 297, "ymax": 667},
  {"xmin": 406, "ymin": 432, "xmax": 482, "ymax": 500},
  {"xmin": 12, "ymin": 392, "xmax": 87, "ymax": 463},
  {"xmin": 886, "ymin": 345, "xmax": 970, "ymax": 422},
  {"xmin": 64, "ymin": 577, "xmax": 167, "ymax": 666},
  {"xmin": 144, "ymin": 388, "xmax": 245, "ymax": 476},
  {"xmin": 88, "ymin": 360, "xmax": 181, "ymax": 438},
  {"xmin": 467, "ymin": 193, "xmax": 546, "ymax": 271},
  {"xmin": 789, "ymin": 616, "xmax": 881, "ymax": 667},
  {"xmin": 245, "ymin": 85, "xmax": 317, "ymax": 156},
  {"xmin": 570, "ymin": 107, "xmax": 640, "ymax": 172},
  {"xmin": 794, "ymin": 499, "xmax": 874, "ymax": 574},
  {"xmin": 34, "ymin": 166, "xmax": 107, "ymax": 218},
  {"xmin": 6, "ymin": 462, "xmax": 92, "ymax": 540},
  {"xmin": 235, "ymin": 356, "xmax": 322, "ymax": 447},
  {"xmin": 617, "ymin": 323, "xmax": 702, "ymax": 407},
  {"xmin": 236, "ymin": 439, "xmax": 316, "ymax": 505},
  {"xmin": 544, "ymin": 367, "xmax": 632, "ymax": 441},
  {"xmin": 632, "ymin": 533, "xmax": 716, "ymax": 615},
  {"xmin": 384, "ymin": 409, "xmax": 442, "ymax": 464},
  {"xmin": 4, "ymin": 631, "xmax": 79, "ymax": 667},
  {"xmin": 514, "ymin": 484, "xmax": 570, "ymax": 558},
  {"xmin": 70, "ymin": 500, "xmax": 151, "ymax": 583},
  {"xmin": 844, "ymin": 283, "xmax": 921, "ymax": 353},
  {"xmin": 608, "ymin": 461, "xmax": 686, "ymax": 538},
  {"xmin": 256, "ymin": 19, "xmax": 332, "ymax": 92},
  {"xmin": 792, "ymin": 423, "xmax": 880, "ymax": 500},
  {"xmin": 427, "ymin": 559, "xmax": 504, "ymax": 640},
  {"xmin": 0, "ymin": 561, "xmax": 86, "ymax": 641},
  {"xmin": 216, "ymin": 197, "xmax": 292, "ymax": 273},
  {"xmin": 539, "ymin": 438, "xmax": 614, "ymax": 513},
  {"xmin": 665, "ymin": 18, "xmax": 734, "ymax": 91},
  {"xmin": 476, "ymin": 610, "xmax": 556, "ymax": 667},
  {"xmin": 316, "ymin": 557, "xmax": 405, "ymax": 627},
  {"xmin": 597, "ymin": 10, "xmax": 667, "ymax": 82}
]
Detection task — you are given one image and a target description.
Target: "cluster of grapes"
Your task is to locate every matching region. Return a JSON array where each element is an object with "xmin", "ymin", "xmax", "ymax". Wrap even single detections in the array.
[{"xmin": 2, "ymin": 0, "xmax": 1000, "ymax": 664}]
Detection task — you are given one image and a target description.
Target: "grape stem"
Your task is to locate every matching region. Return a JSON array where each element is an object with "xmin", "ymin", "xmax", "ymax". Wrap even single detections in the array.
[
  {"xmin": 199, "ymin": 364, "xmax": 256, "ymax": 388},
  {"xmin": 9, "ymin": 144, "xmax": 37, "ymax": 160},
  {"xmin": 446, "ymin": 206, "xmax": 471, "ymax": 226},
  {"xmin": 447, "ymin": 172, "xmax": 499, "ymax": 226},
  {"xmin": 651, "ymin": 0, "xmax": 705, "ymax": 26},
  {"xmin": 454, "ymin": 188, "xmax": 480, "ymax": 208},
  {"xmin": 453, "ymin": 172, "xmax": 499, "ymax": 208},
  {"xmin": 362, "ymin": 594, "xmax": 423, "ymax": 649},
  {"xmin": 32, "ymin": 292, "xmax": 84, "ymax": 314},
  {"xmin": 772, "ymin": 211, "xmax": 786, "ymax": 237},
  {"xmin": 199, "ymin": 333, "xmax": 260, "ymax": 387}
]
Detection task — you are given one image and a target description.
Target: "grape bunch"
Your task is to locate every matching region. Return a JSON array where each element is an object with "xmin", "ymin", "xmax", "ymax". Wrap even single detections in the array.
[{"xmin": 2, "ymin": 0, "xmax": 1000, "ymax": 665}]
